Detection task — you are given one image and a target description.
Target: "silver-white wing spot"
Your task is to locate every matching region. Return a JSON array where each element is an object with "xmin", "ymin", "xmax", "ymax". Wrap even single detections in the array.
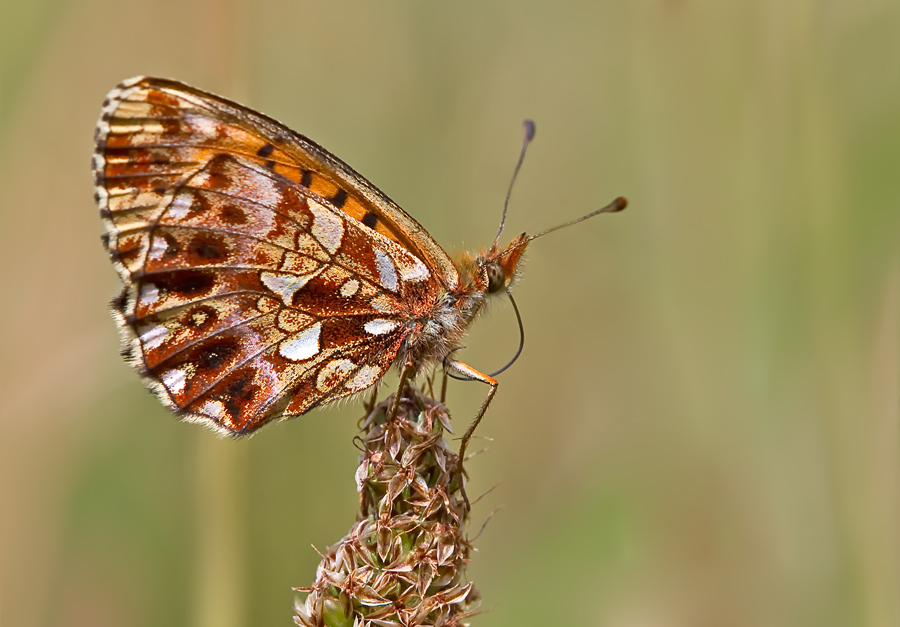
[
  {"xmin": 139, "ymin": 324, "xmax": 170, "ymax": 349},
  {"xmin": 280, "ymin": 322, "xmax": 322, "ymax": 361},
  {"xmin": 374, "ymin": 249, "xmax": 398, "ymax": 292},
  {"xmin": 167, "ymin": 194, "xmax": 194, "ymax": 220},
  {"xmin": 149, "ymin": 235, "xmax": 171, "ymax": 260},
  {"xmin": 140, "ymin": 283, "xmax": 160, "ymax": 306},
  {"xmin": 364, "ymin": 319, "xmax": 399, "ymax": 336},
  {"xmin": 162, "ymin": 368, "xmax": 188, "ymax": 394},
  {"xmin": 201, "ymin": 399, "xmax": 228, "ymax": 419},
  {"xmin": 396, "ymin": 253, "xmax": 430, "ymax": 282},
  {"xmin": 308, "ymin": 199, "xmax": 345, "ymax": 255},
  {"xmin": 261, "ymin": 269, "xmax": 323, "ymax": 306}
]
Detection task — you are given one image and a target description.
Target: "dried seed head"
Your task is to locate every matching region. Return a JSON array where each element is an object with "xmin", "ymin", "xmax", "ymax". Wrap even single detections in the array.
[{"xmin": 295, "ymin": 386, "xmax": 481, "ymax": 627}]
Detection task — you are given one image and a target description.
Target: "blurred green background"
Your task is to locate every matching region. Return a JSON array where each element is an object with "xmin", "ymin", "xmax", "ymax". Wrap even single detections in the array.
[{"xmin": 1, "ymin": 1, "xmax": 898, "ymax": 626}]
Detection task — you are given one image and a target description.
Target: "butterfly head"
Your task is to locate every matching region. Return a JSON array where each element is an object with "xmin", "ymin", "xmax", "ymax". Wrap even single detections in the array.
[{"xmin": 476, "ymin": 233, "xmax": 529, "ymax": 295}]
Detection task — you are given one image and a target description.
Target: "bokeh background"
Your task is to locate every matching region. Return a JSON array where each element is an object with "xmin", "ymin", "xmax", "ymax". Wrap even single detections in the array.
[{"xmin": 1, "ymin": 1, "xmax": 898, "ymax": 626}]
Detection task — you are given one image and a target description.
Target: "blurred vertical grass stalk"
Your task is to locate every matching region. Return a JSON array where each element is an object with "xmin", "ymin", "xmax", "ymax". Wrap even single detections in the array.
[
  {"xmin": 192, "ymin": 1, "xmax": 250, "ymax": 626},
  {"xmin": 863, "ymin": 258, "xmax": 900, "ymax": 626}
]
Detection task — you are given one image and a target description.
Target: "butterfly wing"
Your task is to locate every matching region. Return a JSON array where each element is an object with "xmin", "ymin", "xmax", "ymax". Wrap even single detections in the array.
[{"xmin": 93, "ymin": 76, "xmax": 452, "ymax": 435}]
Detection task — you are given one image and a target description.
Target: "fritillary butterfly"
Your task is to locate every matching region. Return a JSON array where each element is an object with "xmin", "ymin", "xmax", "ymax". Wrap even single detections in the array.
[{"xmin": 92, "ymin": 76, "xmax": 626, "ymax": 456}]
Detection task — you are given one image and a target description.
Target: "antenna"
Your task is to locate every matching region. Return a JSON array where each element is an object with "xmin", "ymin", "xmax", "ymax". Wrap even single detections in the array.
[
  {"xmin": 493, "ymin": 119, "xmax": 536, "ymax": 250},
  {"xmin": 526, "ymin": 196, "xmax": 627, "ymax": 243}
]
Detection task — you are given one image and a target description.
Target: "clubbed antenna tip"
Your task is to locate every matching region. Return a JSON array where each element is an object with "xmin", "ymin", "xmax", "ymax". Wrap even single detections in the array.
[{"xmin": 522, "ymin": 118, "xmax": 536, "ymax": 142}]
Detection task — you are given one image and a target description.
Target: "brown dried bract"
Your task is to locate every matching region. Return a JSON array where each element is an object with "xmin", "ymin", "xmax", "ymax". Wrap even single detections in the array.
[{"xmin": 294, "ymin": 386, "xmax": 480, "ymax": 627}]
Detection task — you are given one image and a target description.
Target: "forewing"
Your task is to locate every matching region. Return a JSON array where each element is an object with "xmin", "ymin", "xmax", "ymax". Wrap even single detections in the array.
[
  {"xmin": 93, "ymin": 77, "xmax": 441, "ymax": 435},
  {"xmin": 95, "ymin": 76, "xmax": 458, "ymax": 287}
]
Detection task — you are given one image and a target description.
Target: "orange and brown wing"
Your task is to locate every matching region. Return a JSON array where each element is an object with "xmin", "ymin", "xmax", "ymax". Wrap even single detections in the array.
[
  {"xmin": 96, "ymin": 76, "xmax": 458, "ymax": 288},
  {"xmin": 93, "ymin": 76, "xmax": 445, "ymax": 435}
]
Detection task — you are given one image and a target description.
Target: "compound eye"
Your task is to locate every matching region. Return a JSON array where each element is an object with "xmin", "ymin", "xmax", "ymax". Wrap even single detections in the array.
[{"xmin": 486, "ymin": 263, "xmax": 506, "ymax": 293}]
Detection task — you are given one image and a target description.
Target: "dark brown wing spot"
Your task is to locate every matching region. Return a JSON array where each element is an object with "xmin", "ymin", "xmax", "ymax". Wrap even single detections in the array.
[
  {"xmin": 256, "ymin": 143, "xmax": 275, "ymax": 158},
  {"xmin": 196, "ymin": 336, "xmax": 240, "ymax": 370},
  {"xmin": 329, "ymin": 188, "xmax": 348, "ymax": 209},
  {"xmin": 361, "ymin": 212, "xmax": 378, "ymax": 229},
  {"xmin": 187, "ymin": 233, "xmax": 228, "ymax": 262},
  {"xmin": 220, "ymin": 370, "xmax": 259, "ymax": 423},
  {"xmin": 219, "ymin": 204, "xmax": 247, "ymax": 225},
  {"xmin": 159, "ymin": 232, "xmax": 181, "ymax": 260},
  {"xmin": 205, "ymin": 156, "xmax": 234, "ymax": 188},
  {"xmin": 300, "ymin": 170, "xmax": 312, "ymax": 187},
  {"xmin": 154, "ymin": 270, "xmax": 216, "ymax": 297},
  {"xmin": 188, "ymin": 192, "xmax": 212, "ymax": 215}
]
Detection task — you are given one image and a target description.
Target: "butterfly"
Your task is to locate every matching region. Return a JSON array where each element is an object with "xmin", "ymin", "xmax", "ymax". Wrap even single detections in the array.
[{"xmin": 93, "ymin": 76, "xmax": 626, "ymax": 458}]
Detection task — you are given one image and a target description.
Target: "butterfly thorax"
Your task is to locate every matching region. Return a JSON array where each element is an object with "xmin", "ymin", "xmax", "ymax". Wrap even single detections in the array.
[{"xmin": 397, "ymin": 235, "xmax": 529, "ymax": 373}]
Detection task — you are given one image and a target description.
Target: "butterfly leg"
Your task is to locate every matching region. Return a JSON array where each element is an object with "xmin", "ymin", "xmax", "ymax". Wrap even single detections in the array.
[
  {"xmin": 440, "ymin": 370, "xmax": 450, "ymax": 404},
  {"xmin": 387, "ymin": 360, "xmax": 416, "ymax": 421},
  {"xmin": 362, "ymin": 386, "xmax": 380, "ymax": 422},
  {"xmin": 446, "ymin": 360, "xmax": 498, "ymax": 509}
]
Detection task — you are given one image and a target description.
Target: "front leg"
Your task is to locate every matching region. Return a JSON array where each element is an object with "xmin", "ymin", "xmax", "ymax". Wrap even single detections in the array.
[{"xmin": 445, "ymin": 359, "xmax": 499, "ymax": 508}]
